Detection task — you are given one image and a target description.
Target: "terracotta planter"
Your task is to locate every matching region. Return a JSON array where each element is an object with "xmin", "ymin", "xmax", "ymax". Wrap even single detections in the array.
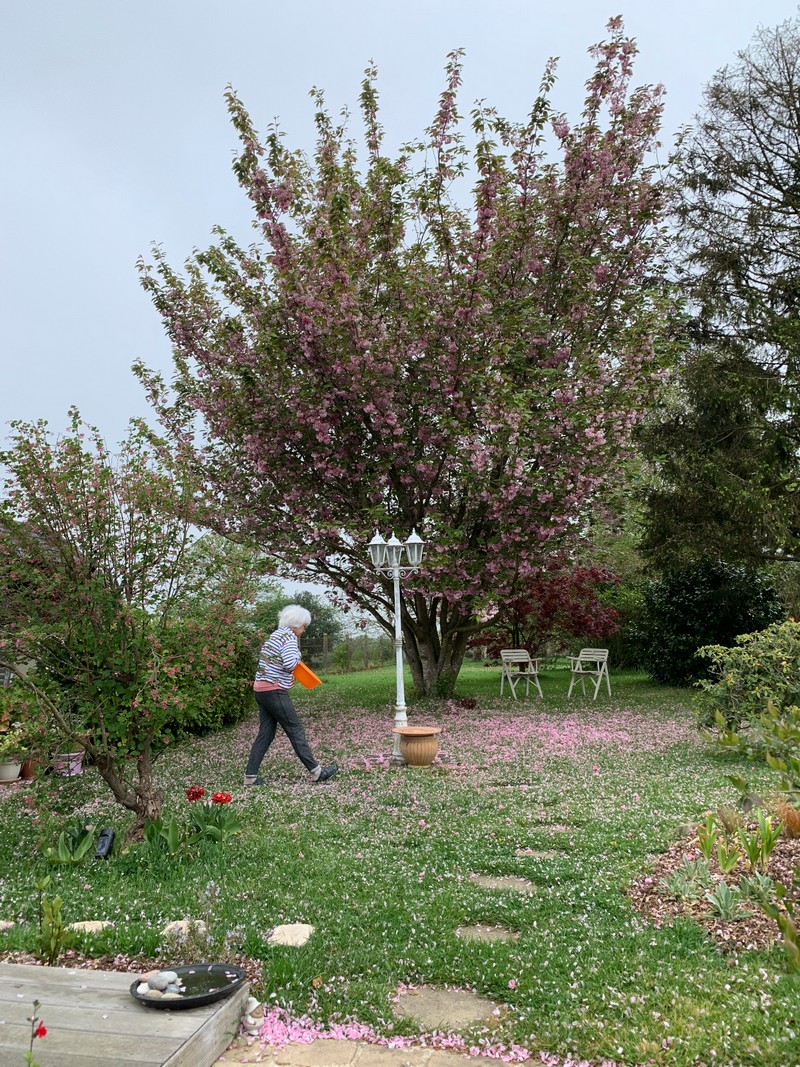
[
  {"xmin": 0, "ymin": 760, "xmax": 22, "ymax": 784},
  {"xmin": 393, "ymin": 726, "xmax": 442, "ymax": 767},
  {"xmin": 20, "ymin": 757, "xmax": 37, "ymax": 781}
]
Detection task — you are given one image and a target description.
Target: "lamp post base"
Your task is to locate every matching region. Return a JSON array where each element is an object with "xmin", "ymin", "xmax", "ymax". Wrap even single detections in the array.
[{"xmin": 391, "ymin": 704, "xmax": 408, "ymax": 766}]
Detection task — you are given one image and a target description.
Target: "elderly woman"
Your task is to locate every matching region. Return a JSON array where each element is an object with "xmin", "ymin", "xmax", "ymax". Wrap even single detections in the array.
[{"xmin": 244, "ymin": 604, "xmax": 338, "ymax": 787}]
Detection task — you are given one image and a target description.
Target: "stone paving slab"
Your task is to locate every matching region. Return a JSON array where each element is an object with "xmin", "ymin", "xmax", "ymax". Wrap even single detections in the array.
[
  {"xmin": 216, "ymin": 1039, "xmax": 280, "ymax": 1063},
  {"xmin": 425, "ymin": 1054, "xmax": 500, "ymax": 1067},
  {"xmin": 217, "ymin": 1041, "xmax": 503, "ymax": 1067},
  {"xmin": 216, "ymin": 1047, "xmax": 272, "ymax": 1064},
  {"xmin": 276, "ymin": 1039, "xmax": 363, "ymax": 1065},
  {"xmin": 352, "ymin": 1046, "xmax": 435, "ymax": 1067},
  {"xmin": 268, "ymin": 923, "xmax": 315, "ymax": 947}
]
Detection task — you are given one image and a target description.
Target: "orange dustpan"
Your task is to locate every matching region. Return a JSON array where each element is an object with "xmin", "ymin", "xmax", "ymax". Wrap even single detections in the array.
[{"xmin": 293, "ymin": 662, "xmax": 322, "ymax": 689}]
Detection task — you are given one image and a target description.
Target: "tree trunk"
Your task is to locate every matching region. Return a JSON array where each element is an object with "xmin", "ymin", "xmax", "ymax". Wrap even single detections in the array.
[
  {"xmin": 402, "ymin": 595, "xmax": 473, "ymax": 698},
  {"xmin": 93, "ymin": 747, "xmax": 165, "ymax": 841},
  {"xmin": 413, "ymin": 630, "xmax": 470, "ymax": 698}
]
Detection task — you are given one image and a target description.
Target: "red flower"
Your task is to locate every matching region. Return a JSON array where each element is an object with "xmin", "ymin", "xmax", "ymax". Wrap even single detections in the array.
[
  {"xmin": 185, "ymin": 785, "xmax": 205, "ymax": 802},
  {"xmin": 211, "ymin": 791, "xmax": 232, "ymax": 804},
  {"xmin": 35, "ymin": 1022, "xmax": 47, "ymax": 1038}
]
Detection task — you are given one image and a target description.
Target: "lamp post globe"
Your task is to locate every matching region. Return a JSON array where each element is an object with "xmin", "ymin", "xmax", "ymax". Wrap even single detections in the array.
[
  {"xmin": 368, "ymin": 531, "xmax": 388, "ymax": 569},
  {"xmin": 404, "ymin": 529, "xmax": 424, "ymax": 568}
]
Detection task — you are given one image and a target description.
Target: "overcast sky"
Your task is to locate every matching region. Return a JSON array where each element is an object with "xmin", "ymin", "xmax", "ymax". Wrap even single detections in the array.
[{"xmin": 2, "ymin": 0, "xmax": 799, "ymax": 451}]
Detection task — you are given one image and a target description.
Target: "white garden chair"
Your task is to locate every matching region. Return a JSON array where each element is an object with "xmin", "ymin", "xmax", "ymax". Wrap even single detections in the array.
[
  {"xmin": 500, "ymin": 649, "xmax": 543, "ymax": 700},
  {"xmin": 567, "ymin": 648, "xmax": 611, "ymax": 700}
]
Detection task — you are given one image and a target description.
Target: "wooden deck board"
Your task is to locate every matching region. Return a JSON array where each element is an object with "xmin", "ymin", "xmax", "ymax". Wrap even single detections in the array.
[{"xmin": 0, "ymin": 963, "xmax": 248, "ymax": 1067}]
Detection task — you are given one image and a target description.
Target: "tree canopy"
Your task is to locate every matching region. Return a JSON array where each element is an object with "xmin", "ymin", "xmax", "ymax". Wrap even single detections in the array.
[
  {"xmin": 248, "ymin": 582, "xmax": 344, "ymax": 649},
  {"xmin": 637, "ymin": 344, "xmax": 799, "ymax": 567},
  {"xmin": 137, "ymin": 19, "xmax": 675, "ymax": 695},
  {"xmin": 639, "ymin": 17, "xmax": 800, "ymax": 566}
]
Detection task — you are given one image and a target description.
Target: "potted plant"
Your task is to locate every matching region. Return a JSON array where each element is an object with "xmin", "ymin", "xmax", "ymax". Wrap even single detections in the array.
[
  {"xmin": 0, "ymin": 680, "xmax": 48, "ymax": 781},
  {"xmin": 52, "ymin": 749, "xmax": 84, "ymax": 776},
  {"xmin": 0, "ymin": 721, "xmax": 25, "ymax": 783}
]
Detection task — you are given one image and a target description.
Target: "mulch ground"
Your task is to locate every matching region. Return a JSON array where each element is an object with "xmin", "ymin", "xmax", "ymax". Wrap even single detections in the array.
[{"xmin": 625, "ymin": 829, "xmax": 800, "ymax": 954}]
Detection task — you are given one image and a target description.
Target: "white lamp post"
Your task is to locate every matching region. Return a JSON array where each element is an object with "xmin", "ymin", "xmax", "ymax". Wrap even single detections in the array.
[{"xmin": 367, "ymin": 529, "xmax": 425, "ymax": 764}]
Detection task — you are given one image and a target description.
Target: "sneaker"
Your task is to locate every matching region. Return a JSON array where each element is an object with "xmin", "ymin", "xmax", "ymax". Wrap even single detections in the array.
[
  {"xmin": 314, "ymin": 764, "xmax": 338, "ymax": 783},
  {"xmin": 244, "ymin": 776, "xmax": 267, "ymax": 788}
]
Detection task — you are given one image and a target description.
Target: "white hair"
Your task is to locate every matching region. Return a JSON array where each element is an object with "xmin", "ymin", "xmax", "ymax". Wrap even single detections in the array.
[{"xmin": 279, "ymin": 604, "xmax": 312, "ymax": 630}]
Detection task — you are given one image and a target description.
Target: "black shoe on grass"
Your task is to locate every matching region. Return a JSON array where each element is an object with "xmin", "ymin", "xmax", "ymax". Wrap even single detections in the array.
[{"xmin": 314, "ymin": 764, "xmax": 338, "ymax": 783}]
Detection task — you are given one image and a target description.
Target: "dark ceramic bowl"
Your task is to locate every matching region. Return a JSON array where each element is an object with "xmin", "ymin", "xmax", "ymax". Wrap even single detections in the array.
[{"xmin": 130, "ymin": 962, "xmax": 247, "ymax": 1009}]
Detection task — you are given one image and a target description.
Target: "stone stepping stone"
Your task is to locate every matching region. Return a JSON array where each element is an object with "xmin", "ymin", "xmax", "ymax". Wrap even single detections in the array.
[
  {"xmin": 161, "ymin": 918, "xmax": 207, "ymax": 938},
  {"xmin": 455, "ymin": 924, "xmax": 519, "ymax": 943},
  {"xmin": 68, "ymin": 920, "xmax": 112, "ymax": 933},
  {"xmin": 469, "ymin": 873, "xmax": 535, "ymax": 894},
  {"xmin": 271, "ymin": 1039, "xmax": 363, "ymax": 1065},
  {"xmin": 394, "ymin": 985, "xmax": 500, "ymax": 1030},
  {"xmin": 268, "ymin": 922, "xmax": 314, "ymax": 947}
]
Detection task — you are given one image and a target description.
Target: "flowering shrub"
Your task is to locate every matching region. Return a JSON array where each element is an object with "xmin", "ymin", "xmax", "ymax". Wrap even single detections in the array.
[
  {"xmin": 0, "ymin": 413, "xmax": 260, "ymax": 836},
  {"xmin": 0, "ymin": 683, "xmax": 47, "ymax": 761},
  {"xmin": 159, "ymin": 613, "xmax": 254, "ymax": 738},
  {"xmin": 695, "ymin": 619, "xmax": 800, "ymax": 729},
  {"xmin": 697, "ymin": 622, "xmax": 800, "ymax": 813}
]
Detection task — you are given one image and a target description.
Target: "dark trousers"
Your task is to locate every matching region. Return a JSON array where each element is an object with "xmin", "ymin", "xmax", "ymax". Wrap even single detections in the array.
[{"xmin": 246, "ymin": 688, "xmax": 318, "ymax": 775}]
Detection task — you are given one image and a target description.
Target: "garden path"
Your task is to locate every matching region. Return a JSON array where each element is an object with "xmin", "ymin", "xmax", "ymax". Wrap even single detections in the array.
[{"xmin": 216, "ymin": 872, "xmax": 546, "ymax": 1066}]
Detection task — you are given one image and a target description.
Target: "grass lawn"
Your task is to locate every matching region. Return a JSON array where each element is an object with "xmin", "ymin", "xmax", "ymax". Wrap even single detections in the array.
[{"xmin": 1, "ymin": 664, "xmax": 798, "ymax": 1066}]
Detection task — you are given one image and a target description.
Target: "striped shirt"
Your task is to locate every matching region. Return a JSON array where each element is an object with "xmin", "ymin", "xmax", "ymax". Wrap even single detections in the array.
[{"xmin": 254, "ymin": 627, "xmax": 302, "ymax": 690}]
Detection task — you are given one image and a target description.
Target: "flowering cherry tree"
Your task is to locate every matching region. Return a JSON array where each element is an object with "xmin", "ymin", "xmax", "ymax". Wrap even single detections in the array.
[
  {"xmin": 137, "ymin": 19, "xmax": 674, "ymax": 696},
  {"xmin": 0, "ymin": 411, "xmax": 258, "ymax": 833}
]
